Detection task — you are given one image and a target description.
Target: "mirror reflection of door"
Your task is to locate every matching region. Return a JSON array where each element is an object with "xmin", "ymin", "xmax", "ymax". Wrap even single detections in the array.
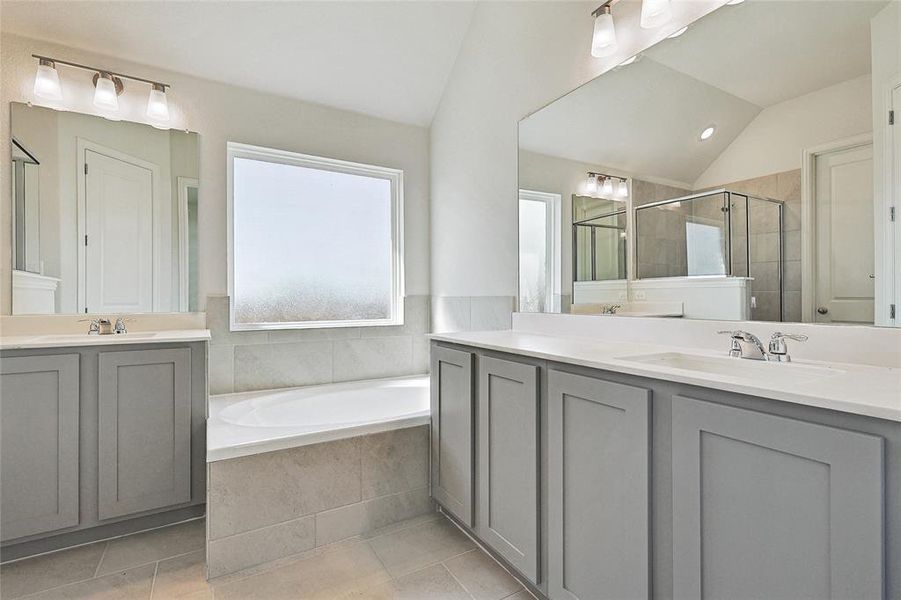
[
  {"xmin": 84, "ymin": 149, "xmax": 154, "ymax": 314},
  {"xmin": 518, "ymin": 190, "xmax": 561, "ymax": 313},
  {"xmin": 813, "ymin": 141, "xmax": 874, "ymax": 323}
]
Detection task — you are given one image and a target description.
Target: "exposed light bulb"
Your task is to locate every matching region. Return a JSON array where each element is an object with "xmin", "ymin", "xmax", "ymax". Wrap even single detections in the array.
[
  {"xmin": 602, "ymin": 177, "xmax": 614, "ymax": 197},
  {"xmin": 668, "ymin": 26, "xmax": 688, "ymax": 39},
  {"xmin": 33, "ymin": 59, "xmax": 62, "ymax": 100},
  {"xmin": 591, "ymin": 6, "xmax": 618, "ymax": 58},
  {"xmin": 616, "ymin": 179, "xmax": 628, "ymax": 198},
  {"xmin": 93, "ymin": 72, "xmax": 119, "ymax": 111},
  {"xmin": 586, "ymin": 174, "xmax": 598, "ymax": 195},
  {"xmin": 699, "ymin": 125, "xmax": 716, "ymax": 141},
  {"xmin": 146, "ymin": 83, "xmax": 170, "ymax": 122},
  {"xmin": 640, "ymin": 0, "xmax": 672, "ymax": 29}
]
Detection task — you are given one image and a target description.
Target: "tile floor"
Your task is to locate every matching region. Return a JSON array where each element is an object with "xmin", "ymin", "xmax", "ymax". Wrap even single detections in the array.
[{"xmin": 1, "ymin": 514, "xmax": 534, "ymax": 600}]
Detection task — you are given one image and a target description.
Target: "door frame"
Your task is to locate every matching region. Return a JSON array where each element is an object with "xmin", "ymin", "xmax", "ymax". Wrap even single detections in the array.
[
  {"xmin": 77, "ymin": 139, "xmax": 161, "ymax": 314},
  {"xmin": 177, "ymin": 177, "xmax": 199, "ymax": 312},
  {"xmin": 518, "ymin": 189, "xmax": 562, "ymax": 312},
  {"xmin": 800, "ymin": 132, "xmax": 873, "ymax": 323}
]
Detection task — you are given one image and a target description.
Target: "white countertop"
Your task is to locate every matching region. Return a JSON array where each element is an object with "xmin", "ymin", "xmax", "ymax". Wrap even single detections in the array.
[
  {"xmin": 430, "ymin": 330, "xmax": 901, "ymax": 422},
  {"xmin": 0, "ymin": 329, "xmax": 211, "ymax": 350}
]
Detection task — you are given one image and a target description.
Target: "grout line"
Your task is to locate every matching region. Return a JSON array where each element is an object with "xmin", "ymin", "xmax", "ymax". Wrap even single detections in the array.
[
  {"xmin": 148, "ymin": 561, "xmax": 160, "ymax": 600},
  {"xmin": 441, "ymin": 561, "xmax": 477, "ymax": 600},
  {"xmin": 92, "ymin": 541, "xmax": 110, "ymax": 578}
]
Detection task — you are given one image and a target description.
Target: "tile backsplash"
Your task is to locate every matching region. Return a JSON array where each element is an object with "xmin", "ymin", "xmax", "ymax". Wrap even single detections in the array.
[{"xmin": 207, "ymin": 295, "xmax": 430, "ymax": 395}]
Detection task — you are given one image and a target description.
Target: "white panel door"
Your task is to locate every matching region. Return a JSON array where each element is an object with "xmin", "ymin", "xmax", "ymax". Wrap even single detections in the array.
[
  {"xmin": 85, "ymin": 150, "xmax": 154, "ymax": 314},
  {"xmin": 814, "ymin": 143, "xmax": 874, "ymax": 323}
]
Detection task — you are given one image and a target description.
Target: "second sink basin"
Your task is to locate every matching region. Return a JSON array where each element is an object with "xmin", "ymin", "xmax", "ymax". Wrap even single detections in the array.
[{"xmin": 616, "ymin": 352, "xmax": 842, "ymax": 385}]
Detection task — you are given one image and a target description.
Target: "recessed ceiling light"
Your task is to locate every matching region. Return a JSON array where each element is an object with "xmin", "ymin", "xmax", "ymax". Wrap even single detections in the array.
[
  {"xmin": 699, "ymin": 125, "xmax": 716, "ymax": 141},
  {"xmin": 618, "ymin": 55, "xmax": 638, "ymax": 67},
  {"xmin": 668, "ymin": 26, "xmax": 688, "ymax": 38}
]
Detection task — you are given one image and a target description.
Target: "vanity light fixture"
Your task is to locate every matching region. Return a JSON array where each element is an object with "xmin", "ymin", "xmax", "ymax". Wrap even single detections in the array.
[
  {"xmin": 668, "ymin": 26, "xmax": 688, "ymax": 39},
  {"xmin": 616, "ymin": 179, "xmax": 629, "ymax": 198},
  {"xmin": 31, "ymin": 55, "xmax": 171, "ymax": 124},
  {"xmin": 699, "ymin": 125, "xmax": 717, "ymax": 141},
  {"xmin": 587, "ymin": 171, "xmax": 628, "ymax": 199},
  {"xmin": 601, "ymin": 176, "xmax": 615, "ymax": 196},
  {"xmin": 591, "ymin": 1, "xmax": 618, "ymax": 58},
  {"xmin": 640, "ymin": 0, "xmax": 673, "ymax": 29},
  {"xmin": 33, "ymin": 58, "xmax": 63, "ymax": 100},
  {"xmin": 586, "ymin": 173, "xmax": 599, "ymax": 194}
]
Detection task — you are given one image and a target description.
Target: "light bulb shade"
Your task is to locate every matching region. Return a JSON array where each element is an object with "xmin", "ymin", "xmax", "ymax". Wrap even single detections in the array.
[
  {"xmin": 591, "ymin": 11, "xmax": 617, "ymax": 58},
  {"xmin": 601, "ymin": 177, "xmax": 614, "ymax": 196},
  {"xmin": 34, "ymin": 61, "xmax": 62, "ymax": 100},
  {"xmin": 93, "ymin": 73, "xmax": 119, "ymax": 111},
  {"xmin": 616, "ymin": 179, "xmax": 628, "ymax": 197},
  {"xmin": 146, "ymin": 85, "xmax": 170, "ymax": 122},
  {"xmin": 586, "ymin": 175, "xmax": 598, "ymax": 194},
  {"xmin": 640, "ymin": 0, "xmax": 672, "ymax": 28}
]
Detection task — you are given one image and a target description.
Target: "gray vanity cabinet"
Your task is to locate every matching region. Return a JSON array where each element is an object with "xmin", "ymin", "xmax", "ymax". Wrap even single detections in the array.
[
  {"xmin": 1, "ymin": 355, "xmax": 80, "ymax": 542},
  {"xmin": 672, "ymin": 396, "xmax": 885, "ymax": 600},
  {"xmin": 98, "ymin": 348, "xmax": 192, "ymax": 519},
  {"xmin": 430, "ymin": 346, "xmax": 475, "ymax": 526},
  {"xmin": 547, "ymin": 370, "xmax": 651, "ymax": 600},
  {"xmin": 477, "ymin": 355, "xmax": 540, "ymax": 584}
]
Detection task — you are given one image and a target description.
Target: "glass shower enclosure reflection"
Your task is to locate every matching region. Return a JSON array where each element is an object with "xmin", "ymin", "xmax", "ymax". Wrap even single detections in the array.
[
  {"xmin": 572, "ymin": 195, "xmax": 627, "ymax": 282},
  {"xmin": 634, "ymin": 189, "xmax": 785, "ymax": 321}
]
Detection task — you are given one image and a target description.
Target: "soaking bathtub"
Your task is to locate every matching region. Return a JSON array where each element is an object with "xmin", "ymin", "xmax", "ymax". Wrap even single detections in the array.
[{"xmin": 207, "ymin": 375, "xmax": 430, "ymax": 462}]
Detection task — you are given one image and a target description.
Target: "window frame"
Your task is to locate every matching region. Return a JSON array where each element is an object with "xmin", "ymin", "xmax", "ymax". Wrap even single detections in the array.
[{"xmin": 226, "ymin": 141, "xmax": 405, "ymax": 331}]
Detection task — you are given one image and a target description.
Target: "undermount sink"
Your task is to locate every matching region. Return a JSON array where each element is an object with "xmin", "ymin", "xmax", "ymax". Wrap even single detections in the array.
[{"xmin": 616, "ymin": 352, "xmax": 842, "ymax": 385}]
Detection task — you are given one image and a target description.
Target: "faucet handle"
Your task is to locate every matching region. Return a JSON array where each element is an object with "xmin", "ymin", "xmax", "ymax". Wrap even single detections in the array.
[
  {"xmin": 114, "ymin": 317, "xmax": 128, "ymax": 334},
  {"xmin": 768, "ymin": 332, "xmax": 808, "ymax": 362},
  {"xmin": 717, "ymin": 330, "xmax": 743, "ymax": 357}
]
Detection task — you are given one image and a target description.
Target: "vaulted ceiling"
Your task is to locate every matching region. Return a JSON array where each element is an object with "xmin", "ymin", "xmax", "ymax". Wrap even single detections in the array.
[
  {"xmin": 0, "ymin": 1, "xmax": 476, "ymax": 126},
  {"xmin": 519, "ymin": 0, "xmax": 888, "ymax": 187}
]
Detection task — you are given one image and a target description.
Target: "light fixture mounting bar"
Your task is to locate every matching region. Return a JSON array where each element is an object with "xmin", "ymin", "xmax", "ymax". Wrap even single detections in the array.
[
  {"xmin": 588, "ymin": 171, "xmax": 627, "ymax": 183},
  {"xmin": 31, "ymin": 54, "xmax": 169, "ymax": 89},
  {"xmin": 591, "ymin": 0, "xmax": 619, "ymax": 18}
]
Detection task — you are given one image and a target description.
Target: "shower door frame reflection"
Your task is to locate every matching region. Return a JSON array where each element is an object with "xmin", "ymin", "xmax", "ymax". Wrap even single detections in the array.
[{"xmin": 572, "ymin": 209, "xmax": 628, "ymax": 283}]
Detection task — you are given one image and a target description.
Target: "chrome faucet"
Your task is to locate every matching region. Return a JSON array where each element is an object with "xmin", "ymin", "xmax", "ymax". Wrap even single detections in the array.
[
  {"xmin": 767, "ymin": 332, "xmax": 808, "ymax": 362},
  {"xmin": 114, "ymin": 317, "xmax": 128, "ymax": 335},
  {"xmin": 87, "ymin": 318, "xmax": 113, "ymax": 335},
  {"xmin": 718, "ymin": 330, "xmax": 768, "ymax": 361}
]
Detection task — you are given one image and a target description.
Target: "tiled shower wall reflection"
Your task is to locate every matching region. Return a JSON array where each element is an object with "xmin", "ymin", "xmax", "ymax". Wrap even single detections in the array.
[{"xmin": 207, "ymin": 295, "xmax": 430, "ymax": 395}]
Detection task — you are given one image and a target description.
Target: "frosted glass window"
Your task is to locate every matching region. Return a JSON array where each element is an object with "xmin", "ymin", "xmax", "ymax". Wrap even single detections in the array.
[
  {"xmin": 686, "ymin": 220, "xmax": 727, "ymax": 276},
  {"xmin": 228, "ymin": 143, "xmax": 403, "ymax": 330}
]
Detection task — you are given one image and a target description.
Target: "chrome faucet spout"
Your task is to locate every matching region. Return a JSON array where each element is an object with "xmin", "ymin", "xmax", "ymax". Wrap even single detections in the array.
[{"xmin": 717, "ymin": 330, "xmax": 768, "ymax": 361}]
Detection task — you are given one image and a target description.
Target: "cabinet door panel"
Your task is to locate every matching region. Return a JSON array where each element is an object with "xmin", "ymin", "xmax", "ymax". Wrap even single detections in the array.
[
  {"xmin": 1, "ymin": 355, "xmax": 80, "ymax": 541},
  {"xmin": 478, "ymin": 356, "xmax": 539, "ymax": 584},
  {"xmin": 672, "ymin": 396, "xmax": 884, "ymax": 600},
  {"xmin": 98, "ymin": 348, "xmax": 191, "ymax": 519},
  {"xmin": 547, "ymin": 370, "xmax": 650, "ymax": 600},
  {"xmin": 430, "ymin": 346, "xmax": 474, "ymax": 526}
]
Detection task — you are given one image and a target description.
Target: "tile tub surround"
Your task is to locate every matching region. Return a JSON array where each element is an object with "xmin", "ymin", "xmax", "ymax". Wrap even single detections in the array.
[
  {"xmin": 206, "ymin": 294, "xmax": 431, "ymax": 394},
  {"xmin": 1, "ymin": 515, "xmax": 531, "ymax": 600},
  {"xmin": 206, "ymin": 425, "xmax": 432, "ymax": 578},
  {"xmin": 431, "ymin": 295, "xmax": 516, "ymax": 333}
]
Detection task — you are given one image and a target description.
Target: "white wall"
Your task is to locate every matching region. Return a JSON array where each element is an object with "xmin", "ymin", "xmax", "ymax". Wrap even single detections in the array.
[
  {"xmin": 693, "ymin": 74, "xmax": 873, "ymax": 189},
  {"xmin": 0, "ymin": 33, "xmax": 431, "ymax": 315},
  {"xmin": 429, "ymin": 0, "xmax": 726, "ymax": 319}
]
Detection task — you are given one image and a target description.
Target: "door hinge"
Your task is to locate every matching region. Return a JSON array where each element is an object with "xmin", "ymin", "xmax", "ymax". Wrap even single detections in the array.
[
  {"xmin": 891, "ymin": 110, "xmax": 896, "ymax": 125},
  {"xmin": 84, "ymin": 163, "xmax": 88, "ymax": 175},
  {"xmin": 84, "ymin": 235, "xmax": 88, "ymax": 246},
  {"xmin": 891, "ymin": 206, "xmax": 896, "ymax": 222},
  {"xmin": 891, "ymin": 304, "xmax": 896, "ymax": 320}
]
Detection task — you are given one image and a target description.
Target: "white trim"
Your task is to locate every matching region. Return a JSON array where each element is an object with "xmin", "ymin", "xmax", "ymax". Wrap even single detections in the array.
[
  {"xmin": 76, "ymin": 138, "xmax": 162, "ymax": 314},
  {"xmin": 890, "ymin": 81, "xmax": 901, "ymax": 327},
  {"xmin": 226, "ymin": 141, "xmax": 405, "ymax": 331},
  {"xmin": 800, "ymin": 133, "xmax": 874, "ymax": 323},
  {"xmin": 519, "ymin": 189, "xmax": 563, "ymax": 312},
  {"xmin": 177, "ymin": 177, "xmax": 199, "ymax": 312}
]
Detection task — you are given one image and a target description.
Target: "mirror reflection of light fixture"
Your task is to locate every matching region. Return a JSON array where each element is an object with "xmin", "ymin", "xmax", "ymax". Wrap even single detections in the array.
[
  {"xmin": 602, "ymin": 177, "xmax": 614, "ymax": 196},
  {"xmin": 33, "ymin": 58, "xmax": 63, "ymax": 100},
  {"xmin": 640, "ymin": 0, "xmax": 672, "ymax": 29},
  {"xmin": 591, "ymin": 2, "xmax": 618, "ymax": 58},
  {"xmin": 146, "ymin": 83, "xmax": 170, "ymax": 122},
  {"xmin": 616, "ymin": 179, "xmax": 629, "ymax": 198},
  {"xmin": 586, "ymin": 173, "xmax": 599, "ymax": 195},
  {"xmin": 92, "ymin": 72, "xmax": 121, "ymax": 111}
]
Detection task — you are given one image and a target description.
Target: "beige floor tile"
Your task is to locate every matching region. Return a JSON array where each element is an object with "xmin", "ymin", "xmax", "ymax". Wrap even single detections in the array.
[
  {"xmin": 367, "ymin": 517, "xmax": 475, "ymax": 578},
  {"xmin": 501, "ymin": 590, "xmax": 536, "ymax": 600},
  {"xmin": 150, "ymin": 550, "xmax": 210, "ymax": 599},
  {"xmin": 96, "ymin": 520, "xmax": 205, "ymax": 576},
  {"xmin": 22, "ymin": 563, "xmax": 156, "ymax": 600},
  {"xmin": 444, "ymin": 550, "xmax": 522, "ymax": 600},
  {"xmin": 0, "ymin": 542, "xmax": 107, "ymax": 599},
  {"xmin": 212, "ymin": 540, "xmax": 390, "ymax": 600},
  {"xmin": 361, "ymin": 513, "xmax": 441, "ymax": 540},
  {"xmin": 344, "ymin": 563, "xmax": 472, "ymax": 599}
]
